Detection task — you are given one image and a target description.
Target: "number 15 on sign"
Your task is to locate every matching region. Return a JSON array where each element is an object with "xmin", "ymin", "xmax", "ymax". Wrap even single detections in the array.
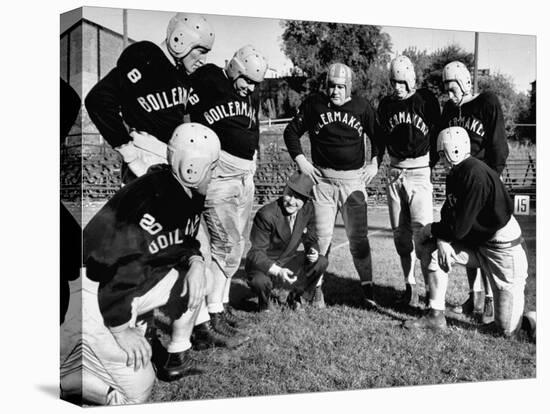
[{"xmin": 514, "ymin": 195, "xmax": 530, "ymax": 215}]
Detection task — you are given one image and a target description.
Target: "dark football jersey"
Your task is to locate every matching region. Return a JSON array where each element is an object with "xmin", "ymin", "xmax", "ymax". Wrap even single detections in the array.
[
  {"xmin": 85, "ymin": 41, "xmax": 191, "ymax": 148},
  {"xmin": 284, "ymin": 93, "xmax": 379, "ymax": 171},
  {"xmin": 440, "ymin": 91, "xmax": 509, "ymax": 174},
  {"xmin": 187, "ymin": 64, "xmax": 261, "ymax": 160},
  {"xmin": 83, "ymin": 165, "xmax": 204, "ymax": 327},
  {"xmin": 431, "ymin": 157, "xmax": 513, "ymax": 244},
  {"xmin": 377, "ymin": 89, "xmax": 441, "ymax": 166}
]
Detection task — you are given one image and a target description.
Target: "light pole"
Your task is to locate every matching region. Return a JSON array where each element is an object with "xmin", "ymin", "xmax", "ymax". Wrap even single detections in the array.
[
  {"xmin": 123, "ymin": 9, "xmax": 128, "ymax": 49},
  {"xmin": 473, "ymin": 32, "xmax": 479, "ymax": 94}
]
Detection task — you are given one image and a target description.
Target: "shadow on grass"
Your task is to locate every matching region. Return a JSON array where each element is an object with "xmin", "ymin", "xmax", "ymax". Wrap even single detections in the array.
[
  {"xmin": 229, "ymin": 262, "xmax": 258, "ymax": 312},
  {"xmin": 321, "ymin": 271, "xmax": 424, "ymax": 322},
  {"xmin": 226, "ymin": 264, "xmax": 507, "ymax": 339}
]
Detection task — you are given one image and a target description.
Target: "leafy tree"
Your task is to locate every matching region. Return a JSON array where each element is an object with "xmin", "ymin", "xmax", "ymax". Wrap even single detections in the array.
[
  {"xmin": 514, "ymin": 82, "xmax": 536, "ymax": 143},
  {"xmin": 401, "ymin": 46, "xmax": 431, "ymax": 86},
  {"xmin": 477, "ymin": 72, "xmax": 521, "ymax": 136},
  {"xmin": 280, "ymin": 20, "xmax": 392, "ymax": 104},
  {"xmin": 417, "ymin": 44, "xmax": 474, "ymax": 101}
]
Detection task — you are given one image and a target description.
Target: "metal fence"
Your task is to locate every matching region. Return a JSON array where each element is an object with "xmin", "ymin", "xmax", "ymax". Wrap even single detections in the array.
[{"xmin": 61, "ymin": 126, "xmax": 536, "ymax": 209}]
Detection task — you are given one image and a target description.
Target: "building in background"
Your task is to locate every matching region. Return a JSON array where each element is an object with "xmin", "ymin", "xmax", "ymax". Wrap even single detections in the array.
[{"xmin": 61, "ymin": 17, "xmax": 135, "ymax": 146}]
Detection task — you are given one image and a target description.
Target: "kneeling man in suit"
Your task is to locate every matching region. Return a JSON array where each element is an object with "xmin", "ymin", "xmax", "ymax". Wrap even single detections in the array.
[{"xmin": 246, "ymin": 172, "xmax": 329, "ymax": 311}]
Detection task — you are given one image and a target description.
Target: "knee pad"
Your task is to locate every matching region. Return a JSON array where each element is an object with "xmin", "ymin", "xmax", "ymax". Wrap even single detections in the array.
[
  {"xmin": 393, "ymin": 230, "xmax": 413, "ymax": 256},
  {"xmin": 315, "ymin": 255, "xmax": 329, "ymax": 273},
  {"xmin": 349, "ymin": 237, "xmax": 371, "ymax": 260}
]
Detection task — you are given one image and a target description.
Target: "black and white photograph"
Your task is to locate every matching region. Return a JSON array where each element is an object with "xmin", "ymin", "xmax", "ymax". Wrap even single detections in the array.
[
  {"xmin": 5, "ymin": 0, "xmax": 548, "ymax": 413},
  {"xmin": 57, "ymin": 1, "xmax": 541, "ymax": 408}
]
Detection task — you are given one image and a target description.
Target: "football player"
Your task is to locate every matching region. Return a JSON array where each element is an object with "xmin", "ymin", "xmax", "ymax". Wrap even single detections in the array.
[
  {"xmin": 440, "ymin": 61, "xmax": 510, "ymax": 322},
  {"xmin": 85, "ymin": 13, "xmax": 215, "ymax": 183},
  {"xmin": 187, "ymin": 45, "xmax": 268, "ymax": 333},
  {"xmin": 376, "ymin": 55, "xmax": 441, "ymax": 308},
  {"xmin": 60, "ymin": 124, "xmax": 221, "ymax": 405},
  {"xmin": 283, "ymin": 62, "xmax": 380, "ymax": 308},
  {"xmin": 405, "ymin": 127, "xmax": 535, "ymax": 342}
]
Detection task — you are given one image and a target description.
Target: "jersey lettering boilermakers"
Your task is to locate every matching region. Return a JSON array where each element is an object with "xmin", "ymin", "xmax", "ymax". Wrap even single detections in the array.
[
  {"xmin": 430, "ymin": 157, "xmax": 513, "ymax": 245},
  {"xmin": 377, "ymin": 89, "xmax": 441, "ymax": 167},
  {"xmin": 187, "ymin": 64, "xmax": 260, "ymax": 160},
  {"xmin": 284, "ymin": 93, "xmax": 379, "ymax": 171},
  {"xmin": 85, "ymin": 41, "xmax": 191, "ymax": 149},
  {"xmin": 440, "ymin": 91, "xmax": 509, "ymax": 174},
  {"xmin": 83, "ymin": 165, "xmax": 204, "ymax": 328}
]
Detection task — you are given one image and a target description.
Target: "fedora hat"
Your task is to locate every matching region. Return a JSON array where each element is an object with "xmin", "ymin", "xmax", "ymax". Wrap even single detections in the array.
[{"xmin": 286, "ymin": 171, "xmax": 314, "ymax": 199}]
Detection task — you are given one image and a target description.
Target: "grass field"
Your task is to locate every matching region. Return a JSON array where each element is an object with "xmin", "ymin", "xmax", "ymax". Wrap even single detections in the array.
[{"xmin": 139, "ymin": 206, "xmax": 535, "ymax": 403}]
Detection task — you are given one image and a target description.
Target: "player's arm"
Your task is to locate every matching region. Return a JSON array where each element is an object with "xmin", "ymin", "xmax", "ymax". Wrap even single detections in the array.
[
  {"xmin": 246, "ymin": 209, "xmax": 277, "ymax": 274},
  {"xmin": 362, "ymin": 101, "xmax": 381, "ymax": 184},
  {"xmin": 425, "ymin": 90, "xmax": 442, "ymax": 169},
  {"xmin": 484, "ymin": 93, "xmax": 509, "ymax": 175},
  {"xmin": 431, "ymin": 171, "xmax": 487, "ymax": 241},
  {"xmin": 374, "ymin": 101, "xmax": 389, "ymax": 167},
  {"xmin": 85, "ymin": 69, "xmax": 149, "ymax": 176},
  {"xmin": 85, "ymin": 68, "xmax": 132, "ymax": 149},
  {"xmin": 283, "ymin": 99, "xmax": 321, "ymax": 182}
]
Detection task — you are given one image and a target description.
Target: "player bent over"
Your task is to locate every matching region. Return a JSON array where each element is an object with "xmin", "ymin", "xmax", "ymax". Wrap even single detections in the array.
[
  {"xmin": 60, "ymin": 124, "xmax": 221, "ymax": 406},
  {"xmin": 187, "ymin": 46, "xmax": 268, "ymax": 332},
  {"xmin": 246, "ymin": 172, "xmax": 329, "ymax": 311},
  {"xmin": 440, "ymin": 61, "xmax": 510, "ymax": 322},
  {"xmin": 376, "ymin": 55, "xmax": 441, "ymax": 308},
  {"xmin": 284, "ymin": 63, "xmax": 380, "ymax": 308},
  {"xmin": 85, "ymin": 13, "xmax": 215, "ymax": 183},
  {"xmin": 405, "ymin": 127, "xmax": 535, "ymax": 341}
]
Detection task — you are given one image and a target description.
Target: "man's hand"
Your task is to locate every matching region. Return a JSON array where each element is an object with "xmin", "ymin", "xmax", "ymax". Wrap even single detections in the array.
[
  {"xmin": 436, "ymin": 239, "xmax": 457, "ymax": 273},
  {"xmin": 361, "ymin": 158, "xmax": 379, "ymax": 185},
  {"xmin": 181, "ymin": 259, "xmax": 206, "ymax": 310},
  {"xmin": 116, "ymin": 141, "xmax": 148, "ymax": 177},
  {"xmin": 278, "ymin": 267, "xmax": 297, "ymax": 284},
  {"xmin": 111, "ymin": 327, "xmax": 152, "ymax": 371},
  {"xmin": 295, "ymin": 154, "xmax": 321, "ymax": 184},
  {"xmin": 127, "ymin": 158, "xmax": 149, "ymax": 177},
  {"xmin": 306, "ymin": 247, "xmax": 319, "ymax": 263}
]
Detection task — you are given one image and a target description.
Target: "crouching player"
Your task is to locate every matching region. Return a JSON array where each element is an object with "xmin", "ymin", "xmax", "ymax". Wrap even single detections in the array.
[
  {"xmin": 246, "ymin": 172, "xmax": 329, "ymax": 311},
  {"xmin": 405, "ymin": 127, "xmax": 535, "ymax": 341},
  {"xmin": 60, "ymin": 123, "xmax": 220, "ymax": 406}
]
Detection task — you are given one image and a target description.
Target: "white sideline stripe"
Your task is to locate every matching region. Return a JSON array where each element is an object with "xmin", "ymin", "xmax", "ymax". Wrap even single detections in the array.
[
  {"xmin": 330, "ymin": 233, "xmax": 536, "ymax": 252},
  {"xmin": 331, "ymin": 230, "xmax": 385, "ymax": 251}
]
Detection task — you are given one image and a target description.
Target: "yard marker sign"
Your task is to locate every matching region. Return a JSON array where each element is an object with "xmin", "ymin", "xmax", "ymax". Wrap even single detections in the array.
[{"xmin": 514, "ymin": 195, "xmax": 530, "ymax": 215}]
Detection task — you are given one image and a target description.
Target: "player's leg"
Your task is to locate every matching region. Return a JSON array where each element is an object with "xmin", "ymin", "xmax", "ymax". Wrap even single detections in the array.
[
  {"xmin": 479, "ymin": 243, "xmax": 528, "ymax": 337},
  {"xmin": 408, "ymin": 167, "xmax": 434, "ymax": 307},
  {"xmin": 202, "ymin": 163, "xmax": 253, "ymax": 341},
  {"xmin": 387, "ymin": 168, "xmax": 417, "ymax": 306},
  {"xmin": 221, "ymin": 172, "xmax": 255, "ymax": 324},
  {"xmin": 405, "ymin": 241, "xmax": 480, "ymax": 331},
  {"xmin": 311, "ymin": 179, "xmax": 338, "ymax": 308},
  {"xmin": 452, "ymin": 267, "xmax": 485, "ymax": 317},
  {"xmin": 61, "ymin": 273, "xmax": 156, "ymax": 405},
  {"xmin": 340, "ymin": 177, "xmax": 374, "ymax": 307},
  {"xmin": 130, "ymin": 268, "xmax": 207, "ymax": 381},
  {"xmin": 480, "ymin": 268, "xmax": 495, "ymax": 323}
]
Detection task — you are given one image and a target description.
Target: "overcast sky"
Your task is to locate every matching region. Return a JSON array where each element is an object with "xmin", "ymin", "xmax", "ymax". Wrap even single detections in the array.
[{"xmin": 61, "ymin": 6, "xmax": 536, "ymax": 93}]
